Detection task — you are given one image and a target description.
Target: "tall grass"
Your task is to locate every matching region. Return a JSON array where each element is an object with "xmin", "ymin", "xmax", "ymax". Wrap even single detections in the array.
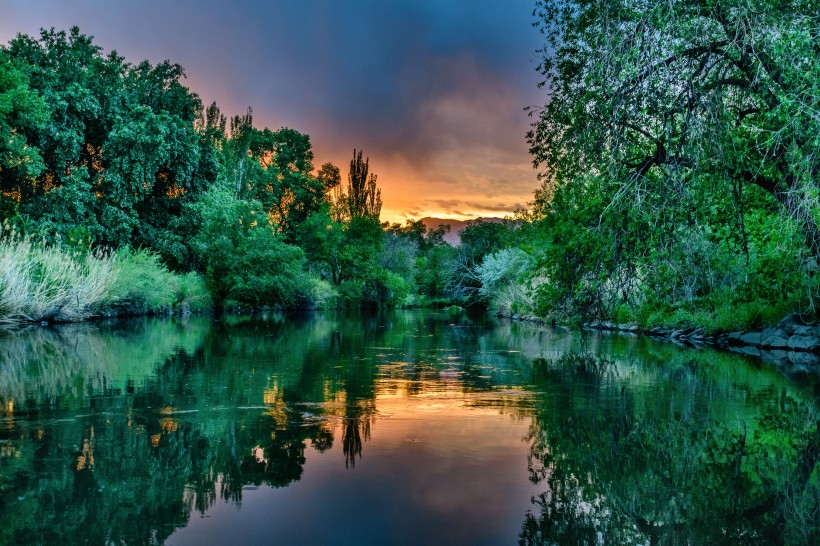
[{"xmin": 0, "ymin": 230, "xmax": 211, "ymax": 323}]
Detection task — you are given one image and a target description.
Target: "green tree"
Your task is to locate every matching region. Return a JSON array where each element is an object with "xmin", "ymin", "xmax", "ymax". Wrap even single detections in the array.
[
  {"xmin": 187, "ymin": 183, "xmax": 308, "ymax": 307},
  {"xmin": 296, "ymin": 206, "xmax": 345, "ymax": 284},
  {"xmin": 347, "ymin": 149, "xmax": 382, "ymax": 220},
  {"xmin": 447, "ymin": 220, "xmax": 512, "ymax": 303},
  {"xmin": 2, "ymin": 27, "xmax": 218, "ymax": 265},
  {"xmin": 0, "ymin": 51, "xmax": 48, "ymax": 217},
  {"xmin": 528, "ymin": 0, "xmax": 820, "ymax": 319},
  {"xmin": 222, "ymin": 114, "xmax": 324, "ymax": 240},
  {"xmin": 530, "ymin": 0, "xmax": 820, "ymax": 256}
]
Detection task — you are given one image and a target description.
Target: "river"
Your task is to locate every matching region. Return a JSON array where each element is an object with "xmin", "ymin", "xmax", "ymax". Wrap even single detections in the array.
[{"xmin": 0, "ymin": 310, "xmax": 817, "ymax": 545}]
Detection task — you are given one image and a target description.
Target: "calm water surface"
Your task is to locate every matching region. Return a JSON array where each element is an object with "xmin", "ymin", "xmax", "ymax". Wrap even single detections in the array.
[{"xmin": 0, "ymin": 311, "xmax": 817, "ymax": 545}]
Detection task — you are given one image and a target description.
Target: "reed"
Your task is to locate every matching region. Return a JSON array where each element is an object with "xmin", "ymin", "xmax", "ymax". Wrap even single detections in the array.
[{"xmin": 0, "ymin": 227, "xmax": 211, "ymax": 323}]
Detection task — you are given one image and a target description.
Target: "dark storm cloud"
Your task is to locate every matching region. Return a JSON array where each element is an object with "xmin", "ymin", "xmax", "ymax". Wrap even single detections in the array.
[{"xmin": 0, "ymin": 0, "xmax": 543, "ymax": 218}]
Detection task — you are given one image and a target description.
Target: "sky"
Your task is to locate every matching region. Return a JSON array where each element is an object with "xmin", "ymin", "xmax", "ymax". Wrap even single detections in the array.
[{"xmin": 0, "ymin": 0, "xmax": 545, "ymax": 223}]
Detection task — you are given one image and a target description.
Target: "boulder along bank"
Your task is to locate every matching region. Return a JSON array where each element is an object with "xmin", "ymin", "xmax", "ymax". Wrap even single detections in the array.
[
  {"xmin": 499, "ymin": 312, "xmax": 820, "ymax": 377},
  {"xmin": 583, "ymin": 313, "xmax": 820, "ymax": 376}
]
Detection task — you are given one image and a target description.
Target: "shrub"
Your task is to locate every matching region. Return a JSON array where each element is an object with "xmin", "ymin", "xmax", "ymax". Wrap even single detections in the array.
[
  {"xmin": 174, "ymin": 272, "xmax": 212, "ymax": 313},
  {"xmin": 0, "ymin": 229, "xmax": 212, "ymax": 323},
  {"xmin": 103, "ymin": 248, "xmax": 177, "ymax": 315},
  {"xmin": 189, "ymin": 185, "xmax": 310, "ymax": 308},
  {"xmin": 477, "ymin": 248, "xmax": 535, "ymax": 314},
  {"xmin": 0, "ymin": 230, "xmax": 114, "ymax": 322},
  {"xmin": 300, "ymin": 276, "xmax": 339, "ymax": 309}
]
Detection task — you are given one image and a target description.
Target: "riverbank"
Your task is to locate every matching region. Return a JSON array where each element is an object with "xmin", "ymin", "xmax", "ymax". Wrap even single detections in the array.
[
  {"xmin": 0, "ymin": 234, "xmax": 211, "ymax": 324},
  {"xmin": 584, "ymin": 313, "xmax": 820, "ymax": 373},
  {"xmin": 500, "ymin": 311, "xmax": 820, "ymax": 374}
]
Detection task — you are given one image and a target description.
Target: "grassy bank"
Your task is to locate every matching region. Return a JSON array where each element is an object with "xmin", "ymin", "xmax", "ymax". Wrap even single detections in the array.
[{"xmin": 0, "ymin": 231, "xmax": 211, "ymax": 324}]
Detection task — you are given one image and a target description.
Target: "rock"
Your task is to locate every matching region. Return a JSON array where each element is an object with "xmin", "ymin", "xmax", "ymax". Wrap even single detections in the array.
[
  {"xmin": 602, "ymin": 321, "xmax": 616, "ymax": 330},
  {"xmin": 739, "ymin": 332, "xmax": 762, "ymax": 346},
  {"xmin": 735, "ymin": 345, "xmax": 762, "ymax": 357},
  {"xmin": 787, "ymin": 335, "xmax": 819, "ymax": 351},
  {"xmin": 512, "ymin": 314, "xmax": 520, "ymax": 321},
  {"xmin": 726, "ymin": 332, "xmax": 744, "ymax": 344},
  {"xmin": 787, "ymin": 351, "xmax": 820, "ymax": 367},
  {"xmin": 777, "ymin": 312, "xmax": 806, "ymax": 336},
  {"xmin": 759, "ymin": 350, "xmax": 791, "ymax": 368},
  {"xmin": 760, "ymin": 328, "xmax": 790, "ymax": 349},
  {"xmin": 792, "ymin": 325, "xmax": 817, "ymax": 337},
  {"xmin": 670, "ymin": 329, "xmax": 686, "ymax": 339}
]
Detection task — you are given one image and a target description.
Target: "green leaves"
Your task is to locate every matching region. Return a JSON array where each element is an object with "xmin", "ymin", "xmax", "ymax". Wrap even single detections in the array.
[
  {"xmin": 527, "ymin": 0, "xmax": 820, "ymax": 320},
  {"xmin": 1, "ymin": 28, "xmax": 214, "ymax": 256},
  {"xmin": 0, "ymin": 52, "xmax": 47, "ymax": 180}
]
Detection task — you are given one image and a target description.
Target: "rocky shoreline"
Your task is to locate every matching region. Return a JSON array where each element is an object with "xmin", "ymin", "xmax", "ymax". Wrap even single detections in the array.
[
  {"xmin": 583, "ymin": 313, "xmax": 820, "ymax": 373},
  {"xmin": 502, "ymin": 312, "xmax": 820, "ymax": 374}
]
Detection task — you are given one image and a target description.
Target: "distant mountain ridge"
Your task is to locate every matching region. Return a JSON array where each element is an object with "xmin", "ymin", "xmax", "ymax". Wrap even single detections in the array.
[{"xmin": 418, "ymin": 216, "xmax": 504, "ymax": 246}]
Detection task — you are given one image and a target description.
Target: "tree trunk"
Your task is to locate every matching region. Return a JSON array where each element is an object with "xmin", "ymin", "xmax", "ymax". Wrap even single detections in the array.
[
  {"xmin": 775, "ymin": 187, "xmax": 820, "ymax": 262},
  {"xmin": 746, "ymin": 172, "xmax": 820, "ymax": 262}
]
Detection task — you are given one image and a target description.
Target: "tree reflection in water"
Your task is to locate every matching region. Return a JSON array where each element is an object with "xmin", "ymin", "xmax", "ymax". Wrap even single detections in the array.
[
  {"xmin": 342, "ymin": 399, "xmax": 376, "ymax": 469},
  {"xmin": 0, "ymin": 313, "xmax": 816, "ymax": 545},
  {"xmin": 519, "ymin": 353, "xmax": 820, "ymax": 546}
]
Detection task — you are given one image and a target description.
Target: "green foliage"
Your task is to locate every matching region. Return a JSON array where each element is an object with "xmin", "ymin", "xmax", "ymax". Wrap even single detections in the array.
[
  {"xmin": 337, "ymin": 279, "xmax": 365, "ymax": 307},
  {"xmin": 0, "ymin": 228, "xmax": 208, "ymax": 322},
  {"xmin": 188, "ymin": 184, "xmax": 308, "ymax": 308},
  {"xmin": 346, "ymin": 149, "xmax": 382, "ymax": 220},
  {"xmin": 0, "ymin": 50, "xmax": 48, "ymax": 186},
  {"xmin": 524, "ymin": 1, "xmax": 820, "ymax": 326},
  {"xmin": 372, "ymin": 270, "xmax": 411, "ymax": 307},
  {"xmin": 446, "ymin": 220, "xmax": 517, "ymax": 304},
  {"xmin": 477, "ymin": 248, "xmax": 535, "ymax": 314},
  {"xmin": 0, "ymin": 229, "xmax": 113, "ymax": 322},
  {"xmin": 1, "ymin": 27, "xmax": 217, "ymax": 258},
  {"xmin": 175, "ymin": 272, "xmax": 212, "ymax": 313},
  {"xmin": 300, "ymin": 275, "xmax": 339, "ymax": 309},
  {"xmin": 104, "ymin": 248, "xmax": 178, "ymax": 315},
  {"xmin": 1, "ymin": 27, "xmax": 467, "ymax": 313},
  {"xmin": 296, "ymin": 207, "xmax": 345, "ymax": 284}
]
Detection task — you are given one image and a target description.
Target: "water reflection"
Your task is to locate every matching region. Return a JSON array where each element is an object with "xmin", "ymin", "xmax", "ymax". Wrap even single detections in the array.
[
  {"xmin": 520, "ymin": 352, "xmax": 819, "ymax": 546},
  {"xmin": 0, "ymin": 312, "xmax": 816, "ymax": 545}
]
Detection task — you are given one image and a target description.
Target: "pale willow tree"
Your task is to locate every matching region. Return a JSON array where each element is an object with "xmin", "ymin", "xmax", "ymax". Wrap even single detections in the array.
[{"xmin": 529, "ymin": 0, "xmax": 820, "ymax": 259}]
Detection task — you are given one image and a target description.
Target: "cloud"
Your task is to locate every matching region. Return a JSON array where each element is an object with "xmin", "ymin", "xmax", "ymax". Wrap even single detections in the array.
[{"xmin": 0, "ymin": 0, "xmax": 546, "ymax": 222}]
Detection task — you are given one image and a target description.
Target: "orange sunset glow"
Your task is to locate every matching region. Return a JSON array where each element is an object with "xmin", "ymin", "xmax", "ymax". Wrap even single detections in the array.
[{"xmin": 0, "ymin": 0, "xmax": 543, "ymax": 223}]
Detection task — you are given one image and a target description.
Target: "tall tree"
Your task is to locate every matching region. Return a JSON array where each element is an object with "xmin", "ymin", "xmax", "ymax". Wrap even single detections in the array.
[
  {"xmin": 1, "ymin": 27, "xmax": 219, "ymax": 267},
  {"xmin": 529, "ymin": 0, "xmax": 820, "ymax": 258},
  {"xmin": 0, "ymin": 50, "xmax": 48, "ymax": 207},
  {"xmin": 347, "ymin": 149, "xmax": 382, "ymax": 220}
]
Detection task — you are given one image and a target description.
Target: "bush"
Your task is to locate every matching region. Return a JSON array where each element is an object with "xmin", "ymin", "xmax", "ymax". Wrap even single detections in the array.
[
  {"xmin": 0, "ymin": 230, "xmax": 211, "ymax": 322},
  {"xmin": 477, "ymin": 248, "xmax": 534, "ymax": 314},
  {"xmin": 174, "ymin": 272, "xmax": 212, "ymax": 313},
  {"xmin": 0, "ymin": 230, "xmax": 113, "ymax": 322},
  {"xmin": 377, "ymin": 270, "xmax": 410, "ymax": 306},
  {"xmin": 338, "ymin": 279, "xmax": 365, "ymax": 307},
  {"xmin": 103, "ymin": 248, "xmax": 177, "ymax": 315},
  {"xmin": 189, "ymin": 185, "xmax": 309, "ymax": 308},
  {"xmin": 300, "ymin": 276, "xmax": 339, "ymax": 309}
]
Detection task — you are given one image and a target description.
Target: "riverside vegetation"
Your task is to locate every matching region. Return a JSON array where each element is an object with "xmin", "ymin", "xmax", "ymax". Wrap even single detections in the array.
[{"xmin": 2, "ymin": 0, "xmax": 820, "ymax": 337}]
